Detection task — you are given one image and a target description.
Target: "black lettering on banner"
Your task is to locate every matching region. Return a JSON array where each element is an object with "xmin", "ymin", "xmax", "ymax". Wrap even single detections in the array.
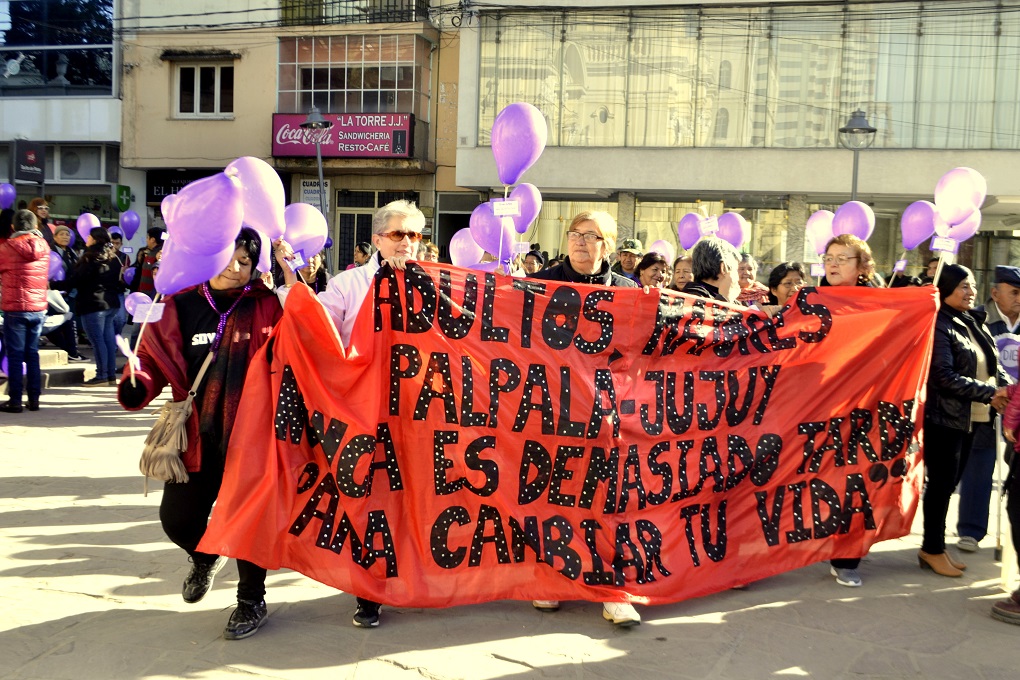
[
  {"xmin": 403, "ymin": 261, "xmax": 437, "ymax": 333},
  {"xmin": 754, "ymin": 472, "xmax": 875, "ymax": 546},
  {"xmin": 847, "ymin": 408, "xmax": 880, "ymax": 465},
  {"xmin": 437, "ymin": 269, "xmax": 477, "ymax": 339},
  {"xmin": 296, "ymin": 462, "xmax": 319, "ymax": 493},
  {"xmin": 576, "ymin": 289, "xmax": 614, "ymax": 354},
  {"xmin": 291, "ymin": 472, "xmax": 340, "ymax": 544},
  {"xmin": 697, "ymin": 371, "xmax": 726, "ymax": 430},
  {"xmin": 645, "ymin": 440, "xmax": 673, "ymax": 505},
  {"xmin": 754, "ymin": 366, "xmax": 781, "ymax": 425},
  {"xmin": 460, "ymin": 356, "xmax": 488, "ymax": 427},
  {"xmin": 469, "ymin": 504, "xmax": 511, "ymax": 566},
  {"xmin": 481, "ymin": 273, "xmax": 509, "ymax": 343},
  {"xmin": 796, "ymin": 289, "xmax": 832, "ymax": 343},
  {"xmin": 879, "ymin": 400, "xmax": 916, "ymax": 460},
  {"xmin": 518, "ymin": 440, "xmax": 551, "ymax": 505},
  {"xmin": 612, "ymin": 522, "xmax": 645, "ymax": 584},
  {"xmin": 307, "ymin": 411, "xmax": 348, "ymax": 465},
  {"xmin": 678, "ymin": 501, "xmax": 727, "ymax": 566},
  {"xmin": 635, "ymin": 519, "xmax": 671, "ymax": 582},
  {"xmin": 433, "ymin": 430, "xmax": 461, "ymax": 496},
  {"xmin": 542, "ymin": 516, "xmax": 582, "ymax": 579},
  {"xmin": 579, "ymin": 445, "xmax": 620, "ymax": 512},
  {"xmin": 388, "ymin": 344, "xmax": 422, "ymax": 416},
  {"xmin": 432, "ymin": 432, "xmax": 498, "ymax": 497},
  {"xmin": 580, "ymin": 518, "xmax": 615, "ymax": 585},
  {"xmin": 665, "ymin": 371, "xmax": 695, "ymax": 434},
  {"xmin": 617, "ymin": 444, "xmax": 647, "ymax": 513},
  {"xmin": 587, "ymin": 368, "xmax": 621, "ymax": 439},
  {"xmin": 556, "ymin": 366, "xmax": 586, "ymax": 438},
  {"xmin": 275, "ymin": 365, "xmax": 308, "ymax": 444},
  {"xmin": 373, "ymin": 266, "xmax": 403, "ymax": 332},
  {"xmin": 370, "ymin": 423, "xmax": 404, "ymax": 491},
  {"xmin": 487, "ymin": 358, "xmax": 521, "ymax": 428},
  {"xmin": 512, "ymin": 279, "xmax": 546, "ymax": 349},
  {"xmin": 512, "ymin": 364, "xmax": 555, "ymax": 434},
  {"xmin": 430, "ymin": 505, "xmax": 471, "ymax": 568},
  {"xmin": 414, "ymin": 352, "xmax": 458, "ymax": 423},
  {"xmin": 508, "ymin": 515, "xmax": 542, "ymax": 563},
  {"xmin": 464, "ymin": 436, "xmax": 499, "ymax": 496},
  {"xmin": 640, "ymin": 370, "xmax": 665, "ymax": 436},
  {"xmin": 797, "ymin": 418, "xmax": 846, "ymax": 474},
  {"xmin": 549, "ymin": 445, "xmax": 585, "ymax": 507},
  {"xmin": 840, "ymin": 473, "xmax": 876, "ymax": 532},
  {"xmin": 335, "ymin": 433, "xmax": 377, "ymax": 497},
  {"xmin": 542, "ymin": 285, "xmax": 581, "ymax": 350},
  {"xmin": 784, "ymin": 481, "xmax": 812, "ymax": 543}
]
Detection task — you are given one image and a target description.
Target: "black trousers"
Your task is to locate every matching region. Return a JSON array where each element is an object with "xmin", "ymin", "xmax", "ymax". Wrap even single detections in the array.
[
  {"xmin": 1007, "ymin": 460, "xmax": 1020, "ymax": 577},
  {"xmin": 921, "ymin": 421, "xmax": 974, "ymax": 554},
  {"xmin": 160, "ymin": 467, "xmax": 267, "ymax": 602}
]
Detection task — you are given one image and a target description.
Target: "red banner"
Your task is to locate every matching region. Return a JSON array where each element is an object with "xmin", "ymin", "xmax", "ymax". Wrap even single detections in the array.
[{"xmin": 199, "ymin": 264, "xmax": 937, "ymax": 607}]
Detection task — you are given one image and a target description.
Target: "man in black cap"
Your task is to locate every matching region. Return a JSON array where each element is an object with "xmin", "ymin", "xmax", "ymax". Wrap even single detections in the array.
[
  {"xmin": 957, "ymin": 265, "xmax": 1020, "ymax": 553},
  {"xmin": 611, "ymin": 238, "xmax": 643, "ymax": 281},
  {"xmin": 522, "ymin": 249, "xmax": 545, "ymax": 275}
]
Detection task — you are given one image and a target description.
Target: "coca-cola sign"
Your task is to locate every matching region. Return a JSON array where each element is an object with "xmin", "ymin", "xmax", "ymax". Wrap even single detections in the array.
[{"xmin": 272, "ymin": 113, "xmax": 413, "ymax": 159}]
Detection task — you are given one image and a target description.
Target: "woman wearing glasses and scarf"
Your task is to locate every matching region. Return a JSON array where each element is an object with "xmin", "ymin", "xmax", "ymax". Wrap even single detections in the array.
[
  {"xmin": 117, "ymin": 227, "xmax": 283, "ymax": 640},
  {"xmin": 529, "ymin": 211, "xmax": 638, "ymax": 289}
]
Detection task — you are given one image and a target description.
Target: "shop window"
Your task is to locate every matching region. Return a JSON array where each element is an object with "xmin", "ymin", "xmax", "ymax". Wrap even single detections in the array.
[{"xmin": 176, "ymin": 64, "xmax": 234, "ymax": 118}]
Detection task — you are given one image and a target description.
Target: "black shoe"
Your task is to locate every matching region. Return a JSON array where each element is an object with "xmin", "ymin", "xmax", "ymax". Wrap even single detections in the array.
[
  {"xmin": 82, "ymin": 377, "xmax": 108, "ymax": 387},
  {"xmin": 0, "ymin": 400, "xmax": 23, "ymax": 413},
  {"xmin": 27, "ymin": 399, "xmax": 39, "ymax": 411},
  {"xmin": 223, "ymin": 599, "xmax": 268, "ymax": 640},
  {"xmin": 182, "ymin": 556, "xmax": 226, "ymax": 604},
  {"xmin": 353, "ymin": 601, "xmax": 381, "ymax": 628}
]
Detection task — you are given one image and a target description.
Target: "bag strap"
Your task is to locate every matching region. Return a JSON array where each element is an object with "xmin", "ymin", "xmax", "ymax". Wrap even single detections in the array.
[{"xmin": 182, "ymin": 352, "xmax": 215, "ymax": 408}]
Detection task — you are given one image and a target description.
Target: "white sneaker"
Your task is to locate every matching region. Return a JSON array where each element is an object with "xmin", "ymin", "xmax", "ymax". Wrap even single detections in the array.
[
  {"xmin": 602, "ymin": 602, "xmax": 640, "ymax": 626},
  {"xmin": 957, "ymin": 536, "xmax": 979, "ymax": 552},
  {"xmin": 532, "ymin": 600, "xmax": 560, "ymax": 612},
  {"xmin": 830, "ymin": 566, "xmax": 863, "ymax": 587}
]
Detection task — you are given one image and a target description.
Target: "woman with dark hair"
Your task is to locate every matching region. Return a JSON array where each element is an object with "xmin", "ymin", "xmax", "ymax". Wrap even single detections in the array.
[
  {"xmin": 27, "ymin": 198, "xmax": 56, "ymax": 249},
  {"xmin": 56, "ymin": 226, "xmax": 123, "ymax": 386},
  {"xmin": 767, "ymin": 261, "xmax": 806, "ymax": 306},
  {"xmin": 635, "ymin": 251, "xmax": 669, "ymax": 288},
  {"xmin": 668, "ymin": 254, "xmax": 693, "ymax": 291},
  {"xmin": 922, "ymin": 264, "xmax": 1009, "ymax": 576},
  {"xmin": 736, "ymin": 253, "xmax": 770, "ymax": 305},
  {"xmin": 117, "ymin": 227, "xmax": 283, "ymax": 641}
]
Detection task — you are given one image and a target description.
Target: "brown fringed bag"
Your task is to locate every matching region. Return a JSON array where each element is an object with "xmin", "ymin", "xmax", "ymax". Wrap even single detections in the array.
[{"xmin": 139, "ymin": 353, "xmax": 214, "ymax": 494}]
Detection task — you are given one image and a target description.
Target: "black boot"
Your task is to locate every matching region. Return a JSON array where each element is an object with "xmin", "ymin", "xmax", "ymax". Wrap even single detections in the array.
[
  {"xmin": 182, "ymin": 556, "xmax": 226, "ymax": 604},
  {"xmin": 0, "ymin": 400, "xmax": 23, "ymax": 413},
  {"xmin": 223, "ymin": 599, "xmax": 268, "ymax": 640}
]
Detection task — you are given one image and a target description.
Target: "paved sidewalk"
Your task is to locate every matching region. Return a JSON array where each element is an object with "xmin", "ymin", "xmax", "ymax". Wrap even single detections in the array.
[{"xmin": 1, "ymin": 386, "xmax": 1017, "ymax": 679}]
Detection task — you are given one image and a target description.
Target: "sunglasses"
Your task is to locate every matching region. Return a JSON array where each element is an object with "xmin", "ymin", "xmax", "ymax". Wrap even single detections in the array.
[{"xmin": 380, "ymin": 230, "xmax": 422, "ymax": 243}]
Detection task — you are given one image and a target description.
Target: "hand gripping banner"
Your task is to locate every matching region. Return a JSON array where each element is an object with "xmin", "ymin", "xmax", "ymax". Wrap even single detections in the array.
[{"xmin": 200, "ymin": 264, "xmax": 937, "ymax": 607}]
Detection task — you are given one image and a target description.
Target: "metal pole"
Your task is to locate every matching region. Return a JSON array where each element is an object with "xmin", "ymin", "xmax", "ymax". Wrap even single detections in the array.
[
  {"xmin": 850, "ymin": 148, "xmax": 860, "ymax": 202},
  {"xmin": 314, "ymin": 136, "xmax": 329, "ymax": 272}
]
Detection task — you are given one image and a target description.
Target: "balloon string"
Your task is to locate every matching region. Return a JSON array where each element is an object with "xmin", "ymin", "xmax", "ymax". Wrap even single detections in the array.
[
  {"xmin": 887, "ymin": 251, "xmax": 907, "ymax": 288},
  {"xmin": 932, "ymin": 252, "xmax": 947, "ymax": 288},
  {"xmin": 131, "ymin": 292, "xmax": 161, "ymax": 359}
]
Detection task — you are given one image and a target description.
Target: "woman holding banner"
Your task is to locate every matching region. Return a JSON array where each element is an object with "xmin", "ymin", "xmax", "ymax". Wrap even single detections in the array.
[
  {"xmin": 922, "ymin": 264, "xmax": 1008, "ymax": 577},
  {"xmin": 821, "ymin": 235, "xmax": 877, "ymax": 586},
  {"xmin": 529, "ymin": 210, "xmax": 642, "ymax": 627},
  {"xmin": 117, "ymin": 227, "xmax": 283, "ymax": 640}
]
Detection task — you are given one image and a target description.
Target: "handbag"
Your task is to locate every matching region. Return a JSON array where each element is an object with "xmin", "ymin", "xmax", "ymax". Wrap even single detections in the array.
[{"xmin": 139, "ymin": 352, "xmax": 215, "ymax": 493}]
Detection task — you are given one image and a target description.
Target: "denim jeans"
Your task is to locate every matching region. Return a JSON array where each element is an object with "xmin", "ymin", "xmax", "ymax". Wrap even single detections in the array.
[
  {"xmin": 113, "ymin": 293, "xmax": 127, "ymax": 337},
  {"xmin": 80, "ymin": 308, "xmax": 118, "ymax": 381},
  {"xmin": 2, "ymin": 310, "xmax": 46, "ymax": 402},
  {"xmin": 956, "ymin": 421, "xmax": 997, "ymax": 541}
]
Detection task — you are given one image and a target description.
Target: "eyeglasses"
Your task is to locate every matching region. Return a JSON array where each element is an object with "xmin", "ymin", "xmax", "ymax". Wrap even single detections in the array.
[
  {"xmin": 567, "ymin": 231, "xmax": 604, "ymax": 244},
  {"xmin": 37, "ymin": 206, "xmax": 49, "ymax": 211},
  {"xmin": 380, "ymin": 230, "xmax": 423, "ymax": 243},
  {"xmin": 823, "ymin": 255, "xmax": 859, "ymax": 266}
]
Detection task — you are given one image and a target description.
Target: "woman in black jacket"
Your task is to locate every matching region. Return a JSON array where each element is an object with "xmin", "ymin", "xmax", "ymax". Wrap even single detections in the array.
[
  {"xmin": 58, "ymin": 226, "xmax": 124, "ymax": 386},
  {"xmin": 922, "ymin": 264, "xmax": 1009, "ymax": 576}
]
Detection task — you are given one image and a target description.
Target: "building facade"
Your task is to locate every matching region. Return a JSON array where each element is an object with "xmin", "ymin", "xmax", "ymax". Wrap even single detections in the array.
[
  {"xmin": 0, "ymin": 1, "xmax": 143, "ymax": 244},
  {"xmin": 456, "ymin": 0, "xmax": 1020, "ymax": 284},
  {"xmin": 119, "ymin": 0, "xmax": 465, "ymax": 269}
]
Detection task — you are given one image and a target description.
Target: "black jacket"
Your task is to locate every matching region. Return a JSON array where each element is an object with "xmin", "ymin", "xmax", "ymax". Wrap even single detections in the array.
[
  {"xmin": 529, "ymin": 258, "xmax": 638, "ymax": 288},
  {"xmin": 926, "ymin": 306, "xmax": 1008, "ymax": 431},
  {"xmin": 58, "ymin": 251, "xmax": 124, "ymax": 315},
  {"xmin": 682, "ymin": 280, "xmax": 728, "ymax": 302}
]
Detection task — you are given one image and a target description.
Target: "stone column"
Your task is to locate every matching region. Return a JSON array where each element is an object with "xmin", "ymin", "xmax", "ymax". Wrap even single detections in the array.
[
  {"xmin": 617, "ymin": 192, "xmax": 636, "ymax": 241},
  {"xmin": 786, "ymin": 194, "xmax": 809, "ymax": 262}
]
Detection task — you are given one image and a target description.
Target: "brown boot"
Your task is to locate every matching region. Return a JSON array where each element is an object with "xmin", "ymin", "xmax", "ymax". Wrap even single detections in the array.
[
  {"xmin": 918, "ymin": 550, "xmax": 964, "ymax": 577},
  {"xmin": 946, "ymin": 553, "xmax": 967, "ymax": 571},
  {"xmin": 991, "ymin": 598, "xmax": 1020, "ymax": 625}
]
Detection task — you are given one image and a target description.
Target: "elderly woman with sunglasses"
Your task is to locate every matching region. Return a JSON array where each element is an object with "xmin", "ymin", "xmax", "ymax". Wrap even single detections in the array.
[{"xmin": 277, "ymin": 199, "xmax": 423, "ymax": 355}]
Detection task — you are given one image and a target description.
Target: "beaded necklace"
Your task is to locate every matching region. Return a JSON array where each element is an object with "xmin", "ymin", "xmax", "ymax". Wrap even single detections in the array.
[{"xmin": 201, "ymin": 282, "xmax": 252, "ymax": 355}]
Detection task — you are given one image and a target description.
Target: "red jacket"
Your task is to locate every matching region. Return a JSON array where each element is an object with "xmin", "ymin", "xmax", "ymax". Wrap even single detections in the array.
[
  {"xmin": 0, "ymin": 231, "xmax": 50, "ymax": 313},
  {"xmin": 117, "ymin": 284, "xmax": 282, "ymax": 472}
]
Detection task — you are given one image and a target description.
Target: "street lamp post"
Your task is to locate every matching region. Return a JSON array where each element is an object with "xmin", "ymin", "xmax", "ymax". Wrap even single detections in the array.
[
  {"xmin": 838, "ymin": 109, "xmax": 877, "ymax": 201},
  {"xmin": 300, "ymin": 106, "xmax": 333, "ymax": 269}
]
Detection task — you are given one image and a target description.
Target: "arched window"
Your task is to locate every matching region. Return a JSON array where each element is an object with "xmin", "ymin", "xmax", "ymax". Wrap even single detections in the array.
[
  {"xmin": 719, "ymin": 61, "xmax": 732, "ymax": 90},
  {"xmin": 714, "ymin": 108, "xmax": 729, "ymax": 140}
]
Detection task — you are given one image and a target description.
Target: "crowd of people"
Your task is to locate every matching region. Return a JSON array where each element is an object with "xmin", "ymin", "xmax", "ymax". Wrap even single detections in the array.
[{"xmin": 3, "ymin": 200, "xmax": 1020, "ymax": 636}]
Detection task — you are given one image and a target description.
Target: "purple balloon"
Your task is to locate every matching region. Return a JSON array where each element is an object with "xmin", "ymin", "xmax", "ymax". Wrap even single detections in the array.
[
  {"xmin": 167, "ymin": 172, "xmax": 244, "ymax": 256},
  {"xmin": 76, "ymin": 213, "xmax": 101, "ymax": 242},
  {"xmin": 324, "ymin": 236, "xmax": 334, "ymax": 249},
  {"xmin": 469, "ymin": 203, "xmax": 514, "ymax": 261},
  {"xmin": 467, "ymin": 261, "xmax": 501, "ymax": 273},
  {"xmin": 507, "ymin": 183, "xmax": 543, "ymax": 234},
  {"xmin": 947, "ymin": 208, "xmax": 982, "ymax": 242},
  {"xmin": 155, "ymin": 237, "xmax": 236, "ymax": 296},
  {"xmin": 716, "ymin": 212, "xmax": 749, "ymax": 248},
  {"xmin": 120, "ymin": 210, "xmax": 141, "ymax": 240},
  {"xmin": 283, "ymin": 203, "xmax": 328, "ymax": 260},
  {"xmin": 123, "ymin": 266, "xmax": 136, "ymax": 286},
  {"xmin": 832, "ymin": 201, "xmax": 875, "ymax": 241},
  {"xmin": 805, "ymin": 210, "xmax": 835, "ymax": 256},
  {"xmin": 900, "ymin": 201, "xmax": 937, "ymax": 250},
  {"xmin": 0, "ymin": 183, "xmax": 15, "ymax": 210},
  {"xmin": 449, "ymin": 228, "xmax": 484, "ymax": 267},
  {"xmin": 48, "ymin": 252, "xmax": 66, "ymax": 281},
  {"xmin": 226, "ymin": 156, "xmax": 286, "ymax": 241},
  {"xmin": 678, "ymin": 213, "xmax": 703, "ymax": 250},
  {"xmin": 124, "ymin": 291, "xmax": 151, "ymax": 316},
  {"xmin": 161, "ymin": 194, "xmax": 178, "ymax": 224},
  {"xmin": 491, "ymin": 103, "xmax": 548, "ymax": 186},
  {"xmin": 649, "ymin": 239, "xmax": 676, "ymax": 263},
  {"xmin": 934, "ymin": 167, "xmax": 987, "ymax": 225}
]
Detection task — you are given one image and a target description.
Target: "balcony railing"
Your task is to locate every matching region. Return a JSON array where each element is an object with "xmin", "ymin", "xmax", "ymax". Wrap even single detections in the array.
[
  {"xmin": 281, "ymin": 0, "xmax": 429, "ymax": 26},
  {"xmin": 0, "ymin": 47, "xmax": 114, "ymax": 98}
]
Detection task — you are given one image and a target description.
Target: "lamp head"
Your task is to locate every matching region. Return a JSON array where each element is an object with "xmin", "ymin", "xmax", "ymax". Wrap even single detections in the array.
[
  {"xmin": 300, "ymin": 106, "xmax": 333, "ymax": 130},
  {"xmin": 839, "ymin": 109, "xmax": 876, "ymax": 150}
]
